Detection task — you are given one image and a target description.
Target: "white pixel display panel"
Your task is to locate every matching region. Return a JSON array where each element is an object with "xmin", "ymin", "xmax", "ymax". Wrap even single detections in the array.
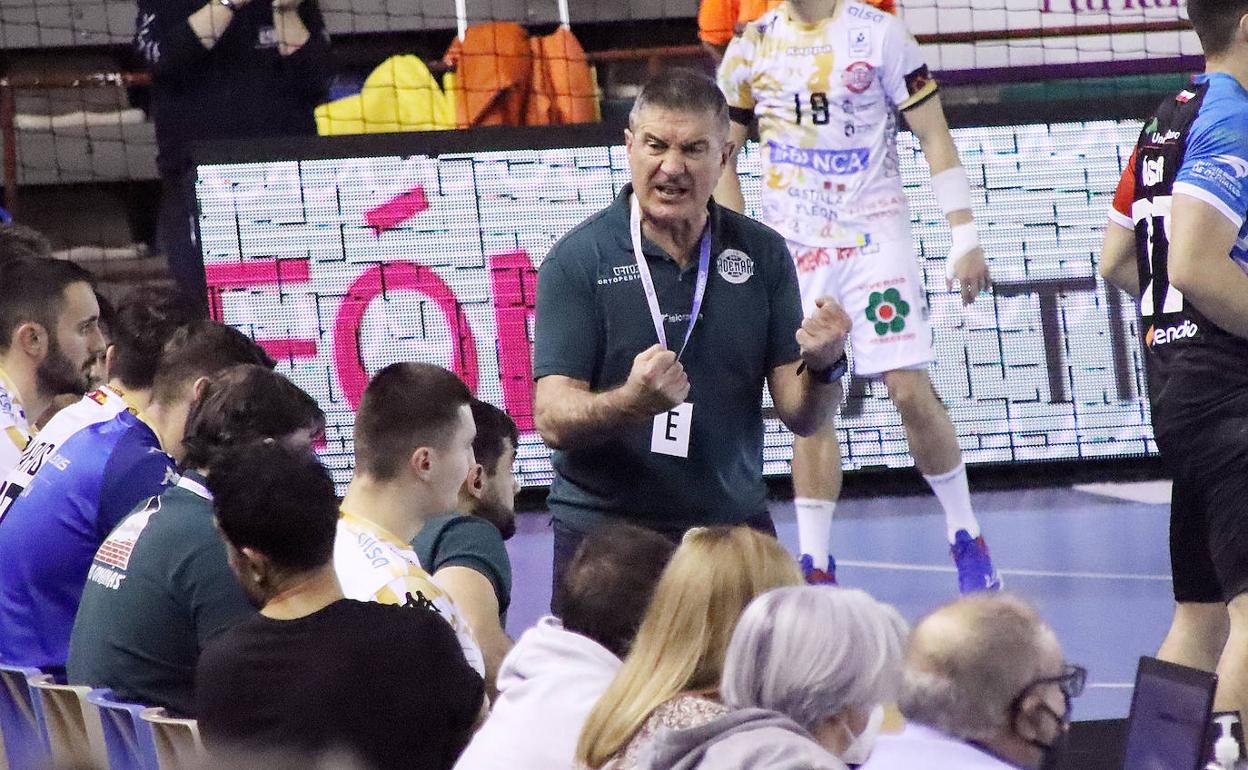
[{"xmin": 197, "ymin": 119, "xmax": 1153, "ymax": 490}]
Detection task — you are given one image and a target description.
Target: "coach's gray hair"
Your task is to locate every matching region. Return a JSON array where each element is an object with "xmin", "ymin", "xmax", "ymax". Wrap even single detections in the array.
[
  {"xmin": 721, "ymin": 586, "xmax": 908, "ymax": 733},
  {"xmin": 628, "ymin": 68, "xmax": 730, "ymax": 136},
  {"xmin": 897, "ymin": 594, "xmax": 1060, "ymax": 742}
]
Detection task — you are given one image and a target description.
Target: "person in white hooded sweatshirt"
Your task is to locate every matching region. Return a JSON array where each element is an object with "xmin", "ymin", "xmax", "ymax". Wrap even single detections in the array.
[
  {"xmin": 454, "ymin": 524, "xmax": 676, "ymax": 770},
  {"xmin": 638, "ymin": 586, "xmax": 908, "ymax": 770}
]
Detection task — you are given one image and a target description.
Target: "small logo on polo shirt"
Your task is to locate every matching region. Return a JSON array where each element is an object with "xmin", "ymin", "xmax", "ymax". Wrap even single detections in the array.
[
  {"xmin": 717, "ymin": 250, "xmax": 754, "ymax": 284},
  {"xmin": 598, "ymin": 264, "xmax": 640, "ymax": 286}
]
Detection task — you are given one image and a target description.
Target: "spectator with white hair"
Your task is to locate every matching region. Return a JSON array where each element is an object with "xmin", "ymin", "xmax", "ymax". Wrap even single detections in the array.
[
  {"xmin": 862, "ymin": 594, "xmax": 1085, "ymax": 770},
  {"xmin": 638, "ymin": 586, "xmax": 908, "ymax": 770}
]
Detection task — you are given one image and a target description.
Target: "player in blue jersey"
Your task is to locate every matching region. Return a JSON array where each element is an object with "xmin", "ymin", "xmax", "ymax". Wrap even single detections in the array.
[
  {"xmin": 0, "ymin": 321, "xmax": 273, "ymax": 673},
  {"xmin": 1099, "ymin": 0, "xmax": 1248, "ymax": 716}
]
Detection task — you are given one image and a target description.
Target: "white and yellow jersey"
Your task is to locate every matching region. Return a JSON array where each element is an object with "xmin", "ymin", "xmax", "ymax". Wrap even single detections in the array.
[
  {"xmin": 334, "ymin": 512, "xmax": 486, "ymax": 676},
  {"xmin": 0, "ymin": 367, "xmax": 31, "ymax": 479},
  {"xmin": 718, "ymin": 1, "xmax": 939, "ymax": 248}
]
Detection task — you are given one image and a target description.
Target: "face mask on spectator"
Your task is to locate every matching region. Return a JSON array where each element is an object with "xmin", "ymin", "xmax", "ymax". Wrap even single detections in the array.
[{"xmin": 1010, "ymin": 664, "xmax": 1084, "ymax": 770}]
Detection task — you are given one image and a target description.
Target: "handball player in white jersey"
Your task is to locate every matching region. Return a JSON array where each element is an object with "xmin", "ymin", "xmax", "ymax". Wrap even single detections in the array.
[{"xmin": 716, "ymin": 0, "xmax": 1000, "ymax": 591}]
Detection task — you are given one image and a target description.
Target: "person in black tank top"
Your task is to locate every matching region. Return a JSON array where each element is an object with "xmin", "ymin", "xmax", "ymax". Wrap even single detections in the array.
[{"xmin": 1099, "ymin": 0, "xmax": 1248, "ymax": 718}]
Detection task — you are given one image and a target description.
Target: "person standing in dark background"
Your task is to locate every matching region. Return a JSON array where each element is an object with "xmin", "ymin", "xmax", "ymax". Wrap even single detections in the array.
[{"xmin": 134, "ymin": 0, "xmax": 333, "ymax": 314}]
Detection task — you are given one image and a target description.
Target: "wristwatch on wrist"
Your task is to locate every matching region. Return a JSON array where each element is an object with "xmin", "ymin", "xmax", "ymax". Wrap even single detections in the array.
[
  {"xmin": 801, "ymin": 353, "xmax": 849, "ymax": 384},
  {"xmin": 217, "ymin": 0, "xmax": 237, "ymax": 10}
]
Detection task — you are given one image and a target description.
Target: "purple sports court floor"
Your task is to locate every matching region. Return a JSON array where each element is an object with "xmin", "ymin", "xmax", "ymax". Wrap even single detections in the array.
[{"xmin": 503, "ymin": 480, "xmax": 1175, "ymax": 721}]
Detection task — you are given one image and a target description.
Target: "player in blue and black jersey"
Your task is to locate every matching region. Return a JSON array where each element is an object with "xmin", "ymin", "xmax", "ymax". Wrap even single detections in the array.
[{"xmin": 1100, "ymin": 0, "xmax": 1248, "ymax": 716}]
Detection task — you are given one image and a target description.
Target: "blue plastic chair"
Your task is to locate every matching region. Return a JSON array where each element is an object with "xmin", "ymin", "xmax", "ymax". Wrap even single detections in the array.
[
  {"xmin": 0, "ymin": 663, "xmax": 51, "ymax": 769},
  {"xmin": 87, "ymin": 689, "xmax": 159, "ymax": 770}
]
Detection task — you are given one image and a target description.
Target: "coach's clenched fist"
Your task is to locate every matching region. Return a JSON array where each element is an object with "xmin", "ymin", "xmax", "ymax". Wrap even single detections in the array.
[
  {"xmin": 623, "ymin": 344, "xmax": 691, "ymax": 416},
  {"xmin": 796, "ymin": 297, "xmax": 851, "ymax": 372}
]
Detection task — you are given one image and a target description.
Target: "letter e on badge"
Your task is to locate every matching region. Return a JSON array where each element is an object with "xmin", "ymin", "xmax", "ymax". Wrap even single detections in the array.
[{"xmin": 651, "ymin": 402, "xmax": 693, "ymax": 458}]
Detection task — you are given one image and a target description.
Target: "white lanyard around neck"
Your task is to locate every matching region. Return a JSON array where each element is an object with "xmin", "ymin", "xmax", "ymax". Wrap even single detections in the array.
[{"xmin": 628, "ymin": 194, "xmax": 712, "ymax": 360}]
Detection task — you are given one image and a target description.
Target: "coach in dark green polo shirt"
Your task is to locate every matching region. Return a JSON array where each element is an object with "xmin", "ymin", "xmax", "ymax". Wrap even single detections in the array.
[{"xmin": 534, "ymin": 68, "xmax": 851, "ymax": 594}]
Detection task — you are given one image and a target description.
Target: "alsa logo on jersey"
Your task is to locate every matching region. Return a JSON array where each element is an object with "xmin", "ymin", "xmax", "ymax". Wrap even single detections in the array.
[
  {"xmin": 1146, "ymin": 319, "xmax": 1199, "ymax": 347},
  {"xmin": 842, "ymin": 61, "xmax": 875, "ymax": 94},
  {"xmin": 847, "ymin": 4, "xmax": 885, "ymax": 22},
  {"xmin": 769, "ymin": 142, "xmax": 870, "ymax": 175},
  {"xmin": 1213, "ymin": 154, "xmax": 1248, "ymax": 180},
  {"xmin": 1176, "ymin": 90, "xmax": 1196, "ymax": 103},
  {"xmin": 1142, "ymin": 156, "xmax": 1165, "ymax": 188},
  {"xmin": 355, "ymin": 529, "xmax": 393, "ymax": 569}
]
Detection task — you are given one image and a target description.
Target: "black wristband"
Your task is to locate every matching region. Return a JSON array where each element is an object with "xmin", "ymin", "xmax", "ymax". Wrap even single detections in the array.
[{"xmin": 799, "ymin": 353, "xmax": 848, "ymax": 384}]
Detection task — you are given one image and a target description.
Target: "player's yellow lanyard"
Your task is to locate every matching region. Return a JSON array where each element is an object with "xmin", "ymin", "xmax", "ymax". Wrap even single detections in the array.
[
  {"xmin": 339, "ymin": 509, "xmax": 410, "ymax": 550},
  {"xmin": 0, "ymin": 365, "xmax": 31, "ymax": 452}
]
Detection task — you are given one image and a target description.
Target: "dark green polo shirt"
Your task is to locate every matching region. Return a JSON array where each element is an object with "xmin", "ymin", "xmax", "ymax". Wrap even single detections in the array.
[
  {"xmin": 67, "ymin": 472, "xmax": 254, "ymax": 716},
  {"xmin": 534, "ymin": 185, "xmax": 803, "ymax": 533},
  {"xmin": 411, "ymin": 513, "xmax": 512, "ymax": 624}
]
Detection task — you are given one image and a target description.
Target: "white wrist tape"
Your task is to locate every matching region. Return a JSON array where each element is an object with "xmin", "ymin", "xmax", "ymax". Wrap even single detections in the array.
[
  {"xmin": 931, "ymin": 166, "xmax": 973, "ymax": 216},
  {"xmin": 947, "ymin": 222, "xmax": 980, "ymax": 280}
]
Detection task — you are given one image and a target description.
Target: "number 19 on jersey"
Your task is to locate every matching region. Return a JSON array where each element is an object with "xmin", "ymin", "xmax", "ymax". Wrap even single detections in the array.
[{"xmin": 794, "ymin": 92, "xmax": 830, "ymax": 125}]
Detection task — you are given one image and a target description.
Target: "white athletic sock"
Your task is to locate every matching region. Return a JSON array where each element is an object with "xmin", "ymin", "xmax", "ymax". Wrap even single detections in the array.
[
  {"xmin": 923, "ymin": 463, "xmax": 980, "ymax": 543},
  {"xmin": 795, "ymin": 497, "xmax": 836, "ymax": 570}
]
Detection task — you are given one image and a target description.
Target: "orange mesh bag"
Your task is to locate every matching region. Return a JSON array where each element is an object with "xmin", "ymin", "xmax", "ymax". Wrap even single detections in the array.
[
  {"xmin": 527, "ymin": 26, "xmax": 598, "ymax": 126},
  {"xmin": 444, "ymin": 22, "xmax": 532, "ymax": 127}
]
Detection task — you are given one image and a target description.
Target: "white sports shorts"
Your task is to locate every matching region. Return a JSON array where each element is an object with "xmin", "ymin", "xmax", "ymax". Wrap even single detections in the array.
[{"xmin": 787, "ymin": 233, "xmax": 934, "ymax": 377}]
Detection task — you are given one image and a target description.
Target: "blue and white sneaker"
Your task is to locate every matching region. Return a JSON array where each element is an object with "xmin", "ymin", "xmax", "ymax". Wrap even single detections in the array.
[
  {"xmin": 951, "ymin": 530, "xmax": 1002, "ymax": 593},
  {"xmin": 800, "ymin": 553, "xmax": 838, "ymax": 585}
]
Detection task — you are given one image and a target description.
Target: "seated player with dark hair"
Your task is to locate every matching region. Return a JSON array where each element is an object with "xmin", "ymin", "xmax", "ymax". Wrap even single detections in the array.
[
  {"xmin": 0, "ymin": 257, "xmax": 106, "ymax": 478},
  {"xmin": 0, "ymin": 321, "xmax": 273, "ymax": 673},
  {"xmin": 455, "ymin": 523, "xmax": 677, "ymax": 770},
  {"xmin": 413, "ymin": 398, "xmax": 521, "ymax": 696},
  {"xmin": 198, "ymin": 442, "xmax": 484, "ymax": 770},
  {"xmin": 68, "ymin": 365, "xmax": 325, "ymax": 715},
  {"xmin": 0, "ymin": 286, "xmax": 190, "ymax": 525}
]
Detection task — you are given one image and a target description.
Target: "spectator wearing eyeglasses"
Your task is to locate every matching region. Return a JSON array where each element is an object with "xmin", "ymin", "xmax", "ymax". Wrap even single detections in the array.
[{"xmin": 861, "ymin": 594, "xmax": 1085, "ymax": 770}]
